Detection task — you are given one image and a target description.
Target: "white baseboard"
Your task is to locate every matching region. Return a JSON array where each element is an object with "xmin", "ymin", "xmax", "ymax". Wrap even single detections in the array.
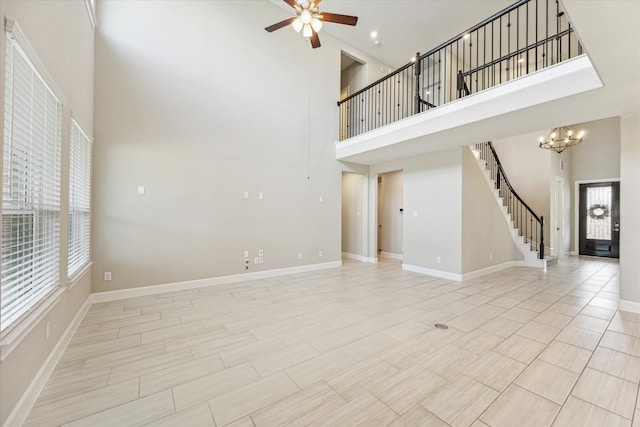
[
  {"xmin": 619, "ymin": 299, "xmax": 640, "ymax": 314},
  {"xmin": 403, "ymin": 261, "xmax": 529, "ymax": 282},
  {"xmin": 402, "ymin": 264, "xmax": 463, "ymax": 282},
  {"xmin": 342, "ymin": 252, "xmax": 378, "ymax": 263},
  {"xmin": 4, "ymin": 296, "xmax": 92, "ymax": 427},
  {"xmin": 461, "ymin": 261, "xmax": 526, "ymax": 281},
  {"xmin": 342, "ymin": 252, "xmax": 365, "ymax": 262},
  {"xmin": 92, "ymin": 261, "xmax": 342, "ymax": 303},
  {"xmin": 380, "ymin": 251, "xmax": 403, "ymax": 260}
]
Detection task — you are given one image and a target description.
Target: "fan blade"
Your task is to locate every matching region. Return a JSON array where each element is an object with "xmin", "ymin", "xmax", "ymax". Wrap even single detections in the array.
[
  {"xmin": 283, "ymin": 0, "xmax": 299, "ymax": 9},
  {"xmin": 312, "ymin": 0, "xmax": 323, "ymax": 7},
  {"xmin": 265, "ymin": 17, "xmax": 297, "ymax": 32},
  {"xmin": 310, "ymin": 30, "xmax": 321, "ymax": 49},
  {"xmin": 319, "ymin": 12, "xmax": 358, "ymax": 26}
]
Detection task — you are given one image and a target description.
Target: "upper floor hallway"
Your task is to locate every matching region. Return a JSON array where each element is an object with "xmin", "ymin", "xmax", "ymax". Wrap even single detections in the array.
[{"xmin": 334, "ymin": 0, "xmax": 640, "ymax": 166}]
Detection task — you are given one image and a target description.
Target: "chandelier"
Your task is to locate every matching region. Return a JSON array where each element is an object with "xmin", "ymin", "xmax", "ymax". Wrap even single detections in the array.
[{"xmin": 538, "ymin": 126, "xmax": 584, "ymax": 153}]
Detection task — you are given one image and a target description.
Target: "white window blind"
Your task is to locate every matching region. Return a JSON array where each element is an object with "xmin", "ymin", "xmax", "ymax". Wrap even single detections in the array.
[
  {"xmin": 68, "ymin": 119, "xmax": 91, "ymax": 278},
  {"xmin": 1, "ymin": 28, "xmax": 62, "ymax": 332}
]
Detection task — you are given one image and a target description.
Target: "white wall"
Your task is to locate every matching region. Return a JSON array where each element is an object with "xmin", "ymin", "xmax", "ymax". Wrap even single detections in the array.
[
  {"xmin": 0, "ymin": 1, "xmax": 94, "ymax": 424},
  {"xmin": 492, "ymin": 131, "xmax": 552, "ymax": 248},
  {"xmin": 378, "ymin": 170, "xmax": 403, "ymax": 256},
  {"xmin": 93, "ymin": 1, "xmax": 376, "ymax": 292},
  {"xmin": 462, "ymin": 147, "xmax": 523, "ymax": 272},
  {"xmin": 371, "ymin": 147, "xmax": 463, "ymax": 275},
  {"xmin": 619, "ymin": 114, "xmax": 640, "ymax": 308},
  {"xmin": 341, "ymin": 172, "xmax": 366, "ymax": 258}
]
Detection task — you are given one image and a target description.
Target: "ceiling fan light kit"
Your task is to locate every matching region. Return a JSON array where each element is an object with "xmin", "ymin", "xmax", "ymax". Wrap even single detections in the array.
[{"xmin": 265, "ymin": 0, "xmax": 358, "ymax": 49}]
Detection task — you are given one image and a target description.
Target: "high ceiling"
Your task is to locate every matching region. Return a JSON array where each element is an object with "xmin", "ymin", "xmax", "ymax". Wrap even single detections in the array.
[{"xmin": 270, "ymin": 0, "xmax": 515, "ymax": 68}]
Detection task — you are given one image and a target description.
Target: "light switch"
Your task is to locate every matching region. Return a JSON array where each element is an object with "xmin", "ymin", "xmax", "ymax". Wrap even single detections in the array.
[
  {"xmin": 137, "ymin": 186, "xmax": 145, "ymax": 195},
  {"xmin": 319, "ymin": 196, "xmax": 324, "ymax": 203},
  {"xmin": 258, "ymin": 192, "xmax": 264, "ymax": 200},
  {"xmin": 244, "ymin": 250, "xmax": 249, "ymax": 258},
  {"xmin": 243, "ymin": 191, "xmax": 249, "ymax": 199}
]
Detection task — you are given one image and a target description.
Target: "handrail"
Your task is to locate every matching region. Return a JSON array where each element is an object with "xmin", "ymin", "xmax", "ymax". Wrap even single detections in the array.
[
  {"xmin": 337, "ymin": 0, "xmax": 582, "ymax": 141},
  {"xmin": 487, "ymin": 142, "xmax": 541, "ymax": 223},
  {"xmin": 477, "ymin": 142, "xmax": 545, "ymax": 259},
  {"xmin": 338, "ymin": 0, "xmax": 528, "ymax": 106}
]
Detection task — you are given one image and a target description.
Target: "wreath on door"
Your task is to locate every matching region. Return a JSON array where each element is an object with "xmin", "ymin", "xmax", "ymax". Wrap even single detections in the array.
[{"xmin": 587, "ymin": 204, "xmax": 610, "ymax": 220}]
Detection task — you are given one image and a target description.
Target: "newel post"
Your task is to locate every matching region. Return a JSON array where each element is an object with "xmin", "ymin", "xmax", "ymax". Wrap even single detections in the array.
[
  {"xmin": 414, "ymin": 52, "xmax": 421, "ymax": 115},
  {"xmin": 540, "ymin": 216, "xmax": 545, "ymax": 259}
]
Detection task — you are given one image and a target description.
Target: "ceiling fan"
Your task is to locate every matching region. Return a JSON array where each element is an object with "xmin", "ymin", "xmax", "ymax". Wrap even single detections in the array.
[{"xmin": 265, "ymin": 0, "xmax": 358, "ymax": 49}]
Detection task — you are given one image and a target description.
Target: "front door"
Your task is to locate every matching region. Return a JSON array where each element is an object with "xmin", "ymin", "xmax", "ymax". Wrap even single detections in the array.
[{"xmin": 579, "ymin": 182, "xmax": 620, "ymax": 258}]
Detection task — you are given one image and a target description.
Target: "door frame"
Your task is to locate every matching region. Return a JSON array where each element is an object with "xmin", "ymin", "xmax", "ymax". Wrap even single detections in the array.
[
  {"xmin": 551, "ymin": 176, "xmax": 565, "ymax": 257},
  {"xmin": 573, "ymin": 178, "xmax": 620, "ymax": 256}
]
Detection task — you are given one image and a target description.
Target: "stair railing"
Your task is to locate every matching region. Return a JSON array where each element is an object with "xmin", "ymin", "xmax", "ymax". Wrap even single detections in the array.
[
  {"xmin": 338, "ymin": 0, "xmax": 582, "ymax": 141},
  {"xmin": 475, "ymin": 142, "xmax": 545, "ymax": 259}
]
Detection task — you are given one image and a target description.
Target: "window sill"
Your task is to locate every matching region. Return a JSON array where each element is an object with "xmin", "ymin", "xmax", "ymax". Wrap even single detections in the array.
[
  {"xmin": 0, "ymin": 287, "xmax": 65, "ymax": 362},
  {"xmin": 67, "ymin": 261, "xmax": 93, "ymax": 292}
]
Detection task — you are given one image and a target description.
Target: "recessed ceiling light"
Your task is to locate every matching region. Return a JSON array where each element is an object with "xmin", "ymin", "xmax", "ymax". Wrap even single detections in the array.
[{"xmin": 370, "ymin": 30, "xmax": 378, "ymax": 39}]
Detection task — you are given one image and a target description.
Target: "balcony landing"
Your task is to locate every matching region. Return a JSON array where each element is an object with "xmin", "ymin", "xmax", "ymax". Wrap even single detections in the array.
[{"xmin": 336, "ymin": 55, "xmax": 601, "ymax": 166}]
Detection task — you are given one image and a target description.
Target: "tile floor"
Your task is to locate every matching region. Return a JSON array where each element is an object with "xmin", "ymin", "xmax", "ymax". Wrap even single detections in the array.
[{"xmin": 23, "ymin": 256, "xmax": 640, "ymax": 426}]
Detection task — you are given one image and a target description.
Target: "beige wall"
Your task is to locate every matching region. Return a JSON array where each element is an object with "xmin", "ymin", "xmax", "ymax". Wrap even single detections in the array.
[
  {"xmin": 92, "ymin": 0, "xmax": 365, "ymax": 292},
  {"xmin": 0, "ymin": 1, "xmax": 95, "ymax": 424},
  {"xmin": 462, "ymin": 147, "xmax": 523, "ymax": 273},
  {"xmin": 620, "ymin": 114, "xmax": 640, "ymax": 305},
  {"xmin": 378, "ymin": 170, "xmax": 403, "ymax": 256},
  {"xmin": 341, "ymin": 172, "xmax": 366, "ymax": 258},
  {"xmin": 371, "ymin": 147, "xmax": 463, "ymax": 274},
  {"xmin": 492, "ymin": 131, "xmax": 552, "ymax": 249}
]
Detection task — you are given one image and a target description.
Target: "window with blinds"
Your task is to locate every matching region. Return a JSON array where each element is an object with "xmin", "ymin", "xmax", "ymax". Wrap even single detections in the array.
[
  {"xmin": 1, "ymin": 28, "xmax": 62, "ymax": 332},
  {"xmin": 68, "ymin": 119, "xmax": 91, "ymax": 278}
]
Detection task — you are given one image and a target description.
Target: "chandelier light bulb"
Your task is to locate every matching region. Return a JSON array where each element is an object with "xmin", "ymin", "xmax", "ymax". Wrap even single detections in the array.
[
  {"xmin": 311, "ymin": 17, "xmax": 323, "ymax": 32},
  {"xmin": 302, "ymin": 23, "xmax": 313, "ymax": 38},
  {"xmin": 292, "ymin": 18, "xmax": 303, "ymax": 32}
]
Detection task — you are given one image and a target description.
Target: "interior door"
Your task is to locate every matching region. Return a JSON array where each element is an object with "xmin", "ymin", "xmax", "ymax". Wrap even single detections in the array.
[{"xmin": 579, "ymin": 182, "xmax": 620, "ymax": 258}]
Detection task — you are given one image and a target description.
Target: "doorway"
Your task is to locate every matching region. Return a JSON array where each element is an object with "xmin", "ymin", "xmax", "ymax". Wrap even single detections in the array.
[
  {"xmin": 377, "ymin": 171, "xmax": 403, "ymax": 259},
  {"xmin": 578, "ymin": 181, "xmax": 620, "ymax": 258},
  {"xmin": 341, "ymin": 173, "xmax": 368, "ymax": 261}
]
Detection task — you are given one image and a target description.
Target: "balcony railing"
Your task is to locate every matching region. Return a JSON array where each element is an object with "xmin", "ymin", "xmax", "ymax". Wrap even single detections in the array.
[{"xmin": 338, "ymin": 0, "xmax": 583, "ymax": 141}]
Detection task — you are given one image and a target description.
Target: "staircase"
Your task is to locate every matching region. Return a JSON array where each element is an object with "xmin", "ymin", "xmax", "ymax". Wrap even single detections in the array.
[{"xmin": 470, "ymin": 143, "xmax": 556, "ymax": 270}]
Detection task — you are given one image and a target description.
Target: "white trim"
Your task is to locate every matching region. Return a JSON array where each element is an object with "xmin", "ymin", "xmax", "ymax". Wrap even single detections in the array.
[
  {"xmin": 342, "ymin": 252, "xmax": 367, "ymax": 262},
  {"xmin": 402, "ymin": 264, "xmax": 462, "ymax": 282},
  {"xmin": 619, "ymin": 299, "xmax": 640, "ymax": 314},
  {"xmin": 380, "ymin": 251, "xmax": 403, "ymax": 260},
  {"xmin": 84, "ymin": 0, "xmax": 97, "ymax": 29},
  {"xmin": 91, "ymin": 261, "xmax": 342, "ymax": 303},
  {"xmin": 4, "ymin": 18, "xmax": 66, "ymax": 104},
  {"xmin": 2, "ymin": 296, "xmax": 92, "ymax": 427},
  {"xmin": 573, "ymin": 178, "xmax": 620, "ymax": 255},
  {"xmin": 461, "ymin": 261, "xmax": 527, "ymax": 281},
  {"xmin": 0, "ymin": 288, "xmax": 65, "ymax": 361},
  {"xmin": 342, "ymin": 252, "xmax": 378, "ymax": 264},
  {"xmin": 67, "ymin": 262, "xmax": 93, "ymax": 292}
]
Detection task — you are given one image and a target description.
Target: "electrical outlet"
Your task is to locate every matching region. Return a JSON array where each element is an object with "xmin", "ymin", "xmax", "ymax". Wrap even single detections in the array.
[
  {"xmin": 137, "ymin": 185, "xmax": 145, "ymax": 195},
  {"xmin": 319, "ymin": 250, "xmax": 323, "ymax": 257},
  {"xmin": 489, "ymin": 253, "xmax": 493, "ymax": 260},
  {"xmin": 104, "ymin": 272, "xmax": 112, "ymax": 281},
  {"xmin": 258, "ymin": 257, "xmax": 264, "ymax": 264},
  {"xmin": 298, "ymin": 253, "xmax": 303, "ymax": 260},
  {"xmin": 45, "ymin": 321, "xmax": 51, "ymax": 340},
  {"xmin": 254, "ymin": 257, "xmax": 259, "ymax": 264},
  {"xmin": 436, "ymin": 256, "xmax": 441, "ymax": 263},
  {"xmin": 319, "ymin": 196, "xmax": 323, "ymax": 203}
]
